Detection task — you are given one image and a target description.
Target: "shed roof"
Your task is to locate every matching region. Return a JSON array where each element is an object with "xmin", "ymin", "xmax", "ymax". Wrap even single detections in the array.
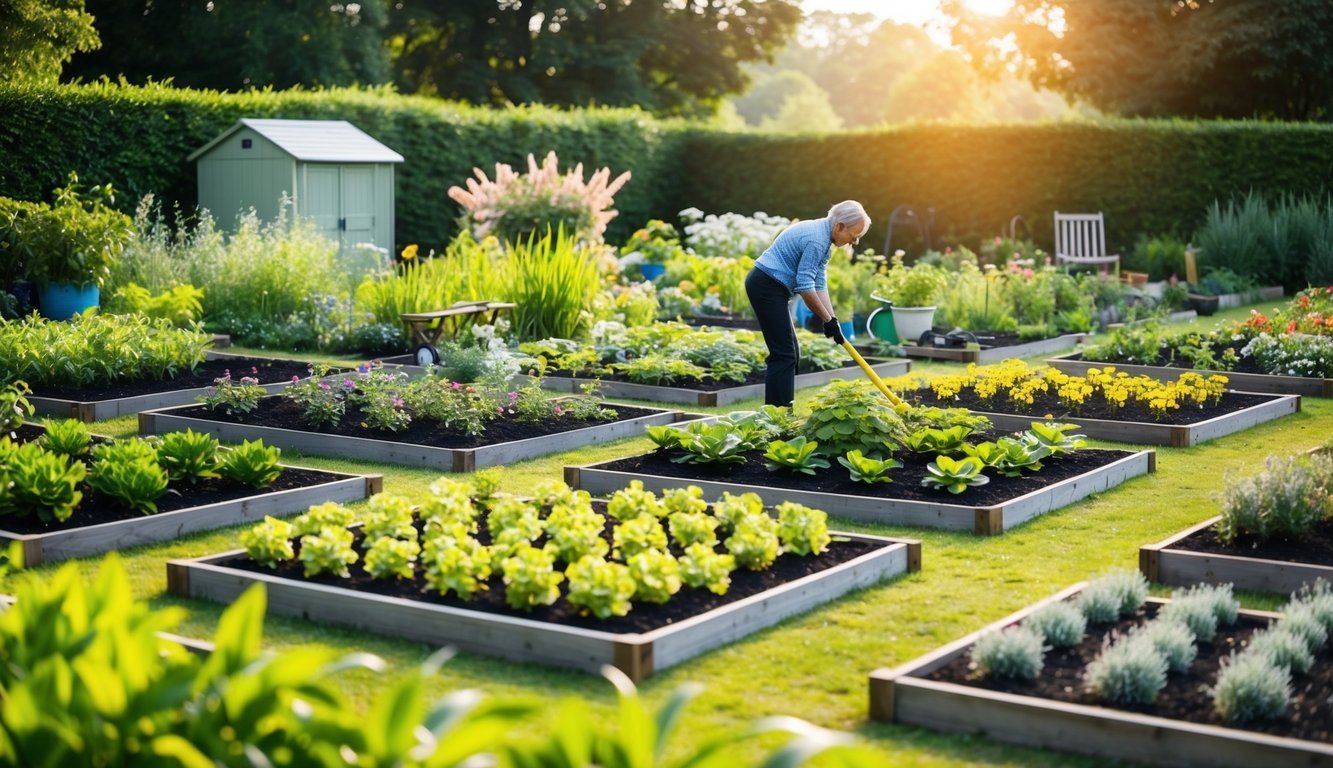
[{"xmin": 188, "ymin": 118, "xmax": 404, "ymax": 163}]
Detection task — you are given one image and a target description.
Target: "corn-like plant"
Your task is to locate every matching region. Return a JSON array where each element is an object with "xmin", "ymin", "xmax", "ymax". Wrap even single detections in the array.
[{"xmin": 970, "ymin": 625, "xmax": 1045, "ymax": 680}]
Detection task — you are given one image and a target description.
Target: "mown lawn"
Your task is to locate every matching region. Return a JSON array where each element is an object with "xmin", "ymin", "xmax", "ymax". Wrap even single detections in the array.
[{"xmin": 7, "ymin": 302, "xmax": 1320, "ymax": 767}]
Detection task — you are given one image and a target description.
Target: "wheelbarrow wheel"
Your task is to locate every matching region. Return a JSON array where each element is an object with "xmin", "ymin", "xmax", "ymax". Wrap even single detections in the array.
[{"xmin": 413, "ymin": 344, "xmax": 440, "ymax": 366}]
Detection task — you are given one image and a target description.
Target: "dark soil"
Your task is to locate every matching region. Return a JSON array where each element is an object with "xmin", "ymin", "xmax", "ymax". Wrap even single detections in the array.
[
  {"xmin": 169, "ymin": 398, "xmax": 665, "ymax": 449},
  {"xmin": 549, "ymin": 360, "xmax": 878, "ymax": 392},
  {"xmin": 1071, "ymin": 342, "xmax": 1276, "ymax": 377},
  {"xmin": 2, "ymin": 424, "xmax": 349, "ymax": 534},
  {"xmin": 924, "ymin": 603, "xmax": 1333, "ymax": 743},
  {"xmin": 1170, "ymin": 519, "xmax": 1333, "ymax": 568},
  {"xmin": 28, "ymin": 357, "xmax": 316, "ymax": 401},
  {"xmin": 682, "ymin": 314, "xmax": 762, "ymax": 331},
  {"xmin": 227, "ymin": 502, "xmax": 890, "ymax": 634},
  {"xmin": 907, "ymin": 387, "xmax": 1276, "ymax": 427},
  {"xmin": 592, "ymin": 447, "xmax": 1133, "ymax": 506}
]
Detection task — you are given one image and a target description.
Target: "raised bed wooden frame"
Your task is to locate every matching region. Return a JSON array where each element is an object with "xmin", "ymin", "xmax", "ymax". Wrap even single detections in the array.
[
  {"xmin": 1140, "ymin": 515, "xmax": 1333, "ymax": 595},
  {"xmin": 139, "ymin": 400, "xmax": 693, "ymax": 472},
  {"xmin": 868, "ymin": 583, "xmax": 1329, "ymax": 768},
  {"xmin": 895, "ymin": 333, "xmax": 1089, "ymax": 364},
  {"xmin": 168, "ymin": 532, "xmax": 921, "ymax": 681},
  {"xmin": 1048, "ymin": 352, "xmax": 1333, "ymax": 399},
  {"xmin": 967, "ymin": 393, "xmax": 1300, "ymax": 448},
  {"xmin": 1, "ymin": 469, "xmax": 382, "ymax": 567},
  {"xmin": 27, "ymin": 351, "xmax": 315, "ymax": 422},
  {"xmin": 565, "ymin": 449, "xmax": 1155, "ymax": 535}
]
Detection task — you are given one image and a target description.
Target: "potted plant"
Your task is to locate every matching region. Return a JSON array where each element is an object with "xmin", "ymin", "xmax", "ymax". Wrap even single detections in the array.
[
  {"xmin": 877, "ymin": 252, "xmax": 948, "ymax": 344},
  {"xmin": 620, "ymin": 219, "xmax": 681, "ymax": 282},
  {"xmin": 20, "ymin": 174, "xmax": 132, "ymax": 320}
]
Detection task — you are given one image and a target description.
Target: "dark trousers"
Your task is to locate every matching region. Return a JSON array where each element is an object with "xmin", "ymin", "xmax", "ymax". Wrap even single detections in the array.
[{"xmin": 745, "ymin": 267, "xmax": 799, "ymax": 407}]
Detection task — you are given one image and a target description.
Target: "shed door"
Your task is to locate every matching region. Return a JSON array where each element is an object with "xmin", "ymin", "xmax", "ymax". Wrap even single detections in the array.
[{"xmin": 303, "ymin": 165, "xmax": 376, "ymax": 253}]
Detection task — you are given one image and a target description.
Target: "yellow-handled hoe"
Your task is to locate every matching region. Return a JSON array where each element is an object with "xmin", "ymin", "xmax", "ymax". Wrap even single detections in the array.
[{"xmin": 839, "ymin": 340, "xmax": 904, "ymax": 407}]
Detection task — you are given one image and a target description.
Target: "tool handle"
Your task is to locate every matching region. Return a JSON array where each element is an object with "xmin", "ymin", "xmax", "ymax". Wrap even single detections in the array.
[{"xmin": 840, "ymin": 340, "xmax": 904, "ymax": 406}]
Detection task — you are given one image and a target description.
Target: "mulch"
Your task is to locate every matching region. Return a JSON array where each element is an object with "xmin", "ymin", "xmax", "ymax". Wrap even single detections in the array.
[{"xmin": 1168, "ymin": 519, "xmax": 1333, "ymax": 568}]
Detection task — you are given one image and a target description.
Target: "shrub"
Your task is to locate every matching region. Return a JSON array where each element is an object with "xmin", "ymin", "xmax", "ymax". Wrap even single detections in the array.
[
  {"xmin": 1246, "ymin": 627, "xmax": 1315, "ymax": 675},
  {"xmin": 1171, "ymin": 583, "xmax": 1240, "ymax": 627},
  {"xmin": 1157, "ymin": 595, "xmax": 1220, "ymax": 643},
  {"xmin": 1216, "ymin": 453, "xmax": 1333, "ymax": 545},
  {"xmin": 1085, "ymin": 634, "xmax": 1168, "ymax": 706},
  {"xmin": 801, "ymin": 379, "xmax": 906, "ymax": 457},
  {"xmin": 1212, "ymin": 651, "xmax": 1292, "ymax": 724},
  {"xmin": 1278, "ymin": 602, "xmax": 1329, "ymax": 654},
  {"xmin": 1133, "ymin": 620, "xmax": 1198, "ymax": 674},
  {"xmin": 970, "ymin": 625, "xmax": 1045, "ymax": 680},
  {"xmin": 1024, "ymin": 601, "xmax": 1087, "ymax": 649},
  {"xmin": 1077, "ymin": 569, "xmax": 1149, "ymax": 624}
]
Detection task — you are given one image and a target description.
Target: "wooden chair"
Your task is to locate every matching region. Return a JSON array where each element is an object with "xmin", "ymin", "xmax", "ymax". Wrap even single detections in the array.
[{"xmin": 1053, "ymin": 211, "xmax": 1120, "ymax": 276}]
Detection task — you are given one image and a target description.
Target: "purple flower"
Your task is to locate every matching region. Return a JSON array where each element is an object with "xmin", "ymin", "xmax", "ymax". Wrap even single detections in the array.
[
  {"xmin": 319, "ymin": 382, "xmax": 330, "ymax": 390},
  {"xmin": 342, "ymin": 379, "xmax": 356, "ymax": 391},
  {"xmin": 508, "ymin": 391, "xmax": 519, "ymax": 403},
  {"xmin": 357, "ymin": 363, "xmax": 371, "ymax": 374}
]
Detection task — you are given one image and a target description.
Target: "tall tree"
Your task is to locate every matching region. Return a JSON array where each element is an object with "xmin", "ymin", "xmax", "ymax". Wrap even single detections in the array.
[
  {"xmin": 386, "ymin": 0, "xmax": 801, "ymax": 115},
  {"xmin": 0, "ymin": 0, "xmax": 99, "ymax": 85},
  {"xmin": 943, "ymin": 0, "xmax": 1333, "ymax": 120},
  {"xmin": 64, "ymin": 0, "xmax": 391, "ymax": 90}
]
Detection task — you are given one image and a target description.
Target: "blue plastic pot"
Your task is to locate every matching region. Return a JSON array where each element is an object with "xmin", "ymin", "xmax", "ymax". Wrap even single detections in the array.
[
  {"xmin": 640, "ymin": 263, "xmax": 666, "ymax": 281},
  {"xmin": 38, "ymin": 282, "xmax": 99, "ymax": 320},
  {"xmin": 840, "ymin": 319, "xmax": 855, "ymax": 342}
]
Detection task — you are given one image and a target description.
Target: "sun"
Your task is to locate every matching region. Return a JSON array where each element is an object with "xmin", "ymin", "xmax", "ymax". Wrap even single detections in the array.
[{"xmin": 961, "ymin": 0, "xmax": 1013, "ymax": 15}]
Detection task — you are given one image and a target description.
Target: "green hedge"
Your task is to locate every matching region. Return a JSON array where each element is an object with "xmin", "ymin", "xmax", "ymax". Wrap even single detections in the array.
[
  {"xmin": 4, "ymin": 82, "xmax": 1333, "ymax": 257},
  {"xmin": 0, "ymin": 82, "xmax": 685, "ymax": 248},
  {"xmin": 673, "ymin": 121, "xmax": 1333, "ymax": 256}
]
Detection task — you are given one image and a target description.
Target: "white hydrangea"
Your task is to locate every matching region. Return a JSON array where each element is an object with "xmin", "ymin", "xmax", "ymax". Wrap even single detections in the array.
[
  {"xmin": 591, "ymin": 320, "xmax": 628, "ymax": 346},
  {"xmin": 678, "ymin": 208, "xmax": 792, "ymax": 260}
]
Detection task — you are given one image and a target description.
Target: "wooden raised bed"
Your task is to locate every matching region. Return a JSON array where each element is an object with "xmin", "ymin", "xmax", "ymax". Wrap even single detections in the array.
[
  {"xmin": 1048, "ymin": 351, "xmax": 1333, "ymax": 399},
  {"xmin": 1, "ymin": 469, "xmax": 382, "ymax": 567},
  {"xmin": 27, "ymin": 351, "xmax": 312, "ymax": 422},
  {"xmin": 1216, "ymin": 285, "xmax": 1285, "ymax": 309},
  {"xmin": 1141, "ymin": 516, "xmax": 1333, "ymax": 595},
  {"xmin": 968, "ymin": 393, "xmax": 1300, "ymax": 448},
  {"xmin": 139, "ymin": 400, "xmax": 691, "ymax": 472},
  {"xmin": 536, "ymin": 359, "xmax": 911, "ymax": 407},
  {"xmin": 168, "ymin": 531, "xmax": 920, "ymax": 680},
  {"xmin": 897, "ymin": 333, "xmax": 1089, "ymax": 364},
  {"xmin": 868, "ymin": 583, "xmax": 1328, "ymax": 768},
  {"xmin": 566, "ymin": 449, "xmax": 1155, "ymax": 535}
]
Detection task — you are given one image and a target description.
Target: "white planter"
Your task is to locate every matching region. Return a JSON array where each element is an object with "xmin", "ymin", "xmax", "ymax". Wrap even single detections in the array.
[{"xmin": 890, "ymin": 306, "xmax": 936, "ymax": 345}]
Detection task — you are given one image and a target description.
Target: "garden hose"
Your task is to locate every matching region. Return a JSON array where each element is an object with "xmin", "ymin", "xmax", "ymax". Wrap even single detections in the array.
[{"xmin": 840, "ymin": 340, "xmax": 904, "ymax": 407}]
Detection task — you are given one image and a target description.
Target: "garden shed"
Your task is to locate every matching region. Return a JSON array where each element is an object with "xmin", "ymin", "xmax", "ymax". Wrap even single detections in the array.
[{"xmin": 188, "ymin": 118, "xmax": 403, "ymax": 254}]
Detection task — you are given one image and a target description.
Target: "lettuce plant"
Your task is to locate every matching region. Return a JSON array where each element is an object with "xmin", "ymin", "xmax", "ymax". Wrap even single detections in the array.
[
  {"xmin": 299, "ymin": 527, "xmax": 358, "ymax": 578},
  {"xmin": 292, "ymin": 501, "xmax": 356, "ymax": 537},
  {"xmin": 241, "ymin": 516, "xmax": 295, "ymax": 568},
  {"xmin": 837, "ymin": 450, "xmax": 901, "ymax": 484},
  {"xmin": 627, "ymin": 549, "xmax": 682, "ymax": 604},
  {"xmin": 420, "ymin": 475, "xmax": 478, "ymax": 532},
  {"xmin": 154, "ymin": 429, "xmax": 220, "ymax": 484},
  {"xmin": 962, "ymin": 437, "xmax": 1050, "ymax": 477},
  {"xmin": 566, "ymin": 555, "xmax": 637, "ymax": 618},
  {"xmin": 646, "ymin": 424, "xmax": 685, "ymax": 451},
  {"xmin": 612, "ymin": 515, "xmax": 668, "ymax": 560},
  {"xmin": 673, "ymin": 423, "xmax": 750, "ymax": 465},
  {"xmin": 364, "ymin": 536, "xmax": 421, "ymax": 581},
  {"xmin": 711, "ymin": 491, "xmax": 764, "ymax": 534},
  {"xmin": 4, "ymin": 441, "xmax": 85, "ymax": 523},
  {"xmin": 660, "ymin": 485, "xmax": 708, "ymax": 516},
  {"xmin": 542, "ymin": 501, "xmax": 609, "ymax": 564},
  {"xmin": 501, "ymin": 543, "xmax": 564, "ymax": 610},
  {"xmin": 801, "ymin": 379, "xmax": 906, "ymax": 457},
  {"xmin": 668, "ymin": 511, "xmax": 719, "ymax": 548},
  {"xmin": 1021, "ymin": 421, "xmax": 1087, "ymax": 457},
  {"xmin": 606, "ymin": 479, "xmax": 666, "ymax": 520},
  {"xmin": 423, "ymin": 532, "xmax": 492, "ymax": 600},
  {"xmin": 218, "ymin": 439, "xmax": 283, "ymax": 488},
  {"xmin": 90, "ymin": 451, "xmax": 169, "ymax": 515},
  {"xmin": 679, "ymin": 543, "xmax": 735, "ymax": 595},
  {"xmin": 776, "ymin": 502, "xmax": 830, "ymax": 556},
  {"xmin": 361, "ymin": 493, "xmax": 417, "ymax": 541},
  {"xmin": 37, "ymin": 418, "xmax": 91, "ymax": 457},
  {"xmin": 901, "ymin": 425, "xmax": 973, "ymax": 456},
  {"xmin": 725, "ymin": 514, "xmax": 781, "ymax": 571},
  {"xmin": 920, "ymin": 455, "xmax": 990, "ymax": 494},
  {"xmin": 763, "ymin": 436, "xmax": 830, "ymax": 475}
]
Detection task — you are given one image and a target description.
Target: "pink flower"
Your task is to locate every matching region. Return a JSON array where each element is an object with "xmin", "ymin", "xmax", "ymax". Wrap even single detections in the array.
[
  {"xmin": 451, "ymin": 381, "xmax": 462, "ymax": 391},
  {"xmin": 553, "ymin": 405, "xmax": 563, "ymax": 416},
  {"xmin": 496, "ymin": 406, "xmax": 504, "ymax": 414},
  {"xmin": 319, "ymin": 382, "xmax": 330, "ymax": 390},
  {"xmin": 251, "ymin": 366, "xmax": 258, "ymax": 374},
  {"xmin": 292, "ymin": 375, "xmax": 301, "ymax": 382}
]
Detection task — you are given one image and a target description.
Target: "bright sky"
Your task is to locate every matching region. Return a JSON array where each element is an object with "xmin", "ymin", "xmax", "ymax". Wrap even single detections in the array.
[{"xmin": 795, "ymin": 0, "xmax": 1013, "ymax": 44}]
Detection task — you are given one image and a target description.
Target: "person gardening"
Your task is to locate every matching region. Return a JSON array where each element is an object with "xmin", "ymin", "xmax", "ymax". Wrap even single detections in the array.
[{"xmin": 744, "ymin": 200, "xmax": 870, "ymax": 407}]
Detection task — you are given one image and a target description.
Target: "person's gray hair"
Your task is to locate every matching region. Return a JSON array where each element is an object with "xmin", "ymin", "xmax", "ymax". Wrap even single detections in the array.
[{"xmin": 827, "ymin": 200, "xmax": 870, "ymax": 233}]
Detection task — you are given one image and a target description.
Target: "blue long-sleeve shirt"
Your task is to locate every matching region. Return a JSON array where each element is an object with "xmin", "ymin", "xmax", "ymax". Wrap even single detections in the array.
[{"xmin": 753, "ymin": 218, "xmax": 832, "ymax": 295}]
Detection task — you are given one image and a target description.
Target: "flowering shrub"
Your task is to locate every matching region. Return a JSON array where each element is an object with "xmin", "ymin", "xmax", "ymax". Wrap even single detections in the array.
[
  {"xmin": 678, "ymin": 207, "xmax": 791, "ymax": 260},
  {"xmin": 197, "ymin": 368, "xmax": 265, "ymax": 416},
  {"xmin": 447, "ymin": 151, "xmax": 632, "ymax": 246}
]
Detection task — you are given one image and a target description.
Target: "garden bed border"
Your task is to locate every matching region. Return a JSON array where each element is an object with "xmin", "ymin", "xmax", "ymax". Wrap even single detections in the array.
[
  {"xmin": 1140, "ymin": 515, "xmax": 1333, "ymax": 595},
  {"xmin": 139, "ymin": 399, "xmax": 693, "ymax": 472},
  {"xmin": 867, "ymin": 583, "xmax": 1327, "ymax": 768},
  {"xmin": 1047, "ymin": 352, "xmax": 1333, "ymax": 398},
  {"xmin": 0, "ymin": 469, "xmax": 382, "ymax": 567},
  {"xmin": 895, "ymin": 333, "xmax": 1089, "ymax": 364},
  {"xmin": 167, "ymin": 531, "xmax": 920, "ymax": 681},
  {"xmin": 565, "ymin": 449, "xmax": 1155, "ymax": 535}
]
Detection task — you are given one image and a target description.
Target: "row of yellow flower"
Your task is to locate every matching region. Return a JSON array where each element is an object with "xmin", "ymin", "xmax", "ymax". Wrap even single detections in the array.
[{"xmin": 884, "ymin": 360, "xmax": 1228, "ymax": 419}]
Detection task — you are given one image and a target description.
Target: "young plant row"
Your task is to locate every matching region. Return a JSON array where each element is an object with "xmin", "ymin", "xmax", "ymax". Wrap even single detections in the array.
[
  {"xmin": 200, "ymin": 361, "xmax": 614, "ymax": 435},
  {"xmin": 900, "ymin": 359, "xmax": 1229, "ymax": 420},
  {"xmin": 242, "ymin": 476, "xmax": 835, "ymax": 619},
  {"xmin": 643, "ymin": 381, "xmax": 1086, "ymax": 495},
  {"xmin": 0, "ymin": 417, "xmax": 281, "ymax": 523},
  {"xmin": 971, "ymin": 571, "xmax": 1333, "ymax": 726},
  {"xmin": 0, "ymin": 312, "xmax": 212, "ymax": 388},
  {"xmin": 519, "ymin": 321, "xmax": 847, "ymax": 386}
]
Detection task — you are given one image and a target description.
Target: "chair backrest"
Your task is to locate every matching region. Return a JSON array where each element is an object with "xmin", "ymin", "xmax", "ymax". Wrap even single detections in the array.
[{"xmin": 1053, "ymin": 211, "xmax": 1109, "ymax": 260}]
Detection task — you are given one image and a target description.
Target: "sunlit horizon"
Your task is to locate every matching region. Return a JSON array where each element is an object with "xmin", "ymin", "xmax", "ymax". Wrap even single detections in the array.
[{"xmin": 794, "ymin": 0, "xmax": 1013, "ymax": 46}]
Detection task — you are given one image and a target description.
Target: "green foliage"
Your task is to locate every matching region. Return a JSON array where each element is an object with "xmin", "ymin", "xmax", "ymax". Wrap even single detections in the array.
[
  {"xmin": 920, "ymin": 455, "xmax": 990, "ymax": 495},
  {"xmin": 89, "ymin": 440, "xmax": 169, "ymax": 514},
  {"xmin": 218, "ymin": 439, "xmax": 283, "ymax": 488},
  {"xmin": 197, "ymin": 370, "xmax": 266, "ymax": 416},
  {"xmin": 1246, "ymin": 627, "xmax": 1315, "ymax": 675},
  {"xmin": 875, "ymin": 253, "xmax": 948, "ymax": 307},
  {"xmin": 1195, "ymin": 191, "xmax": 1333, "ymax": 292},
  {"xmin": 1215, "ymin": 453, "xmax": 1333, "ymax": 545},
  {"xmin": 0, "ymin": 0, "xmax": 99, "ymax": 86},
  {"xmin": 614, "ymin": 355, "xmax": 710, "ymax": 385},
  {"xmin": 962, "ymin": 437, "xmax": 1050, "ymax": 477},
  {"xmin": 4, "ymin": 175, "xmax": 133, "ymax": 288},
  {"xmin": 566, "ymin": 555, "xmax": 637, "ymax": 619},
  {"xmin": 364, "ymin": 536, "xmax": 421, "ymax": 581},
  {"xmin": 673, "ymin": 423, "xmax": 752, "ymax": 466},
  {"xmin": 153, "ymin": 428, "xmax": 220, "ymax": 484},
  {"xmin": 970, "ymin": 625, "xmax": 1045, "ymax": 680},
  {"xmin": 36, "ymin": 418, "xmax": 90, "ymax": 457},
  {"xmin": 299, "ymin": 527, "xmax": 359, "ymax": 578},
  {"xmin": 668, "ymin": 511, "xmax": 720, "ymax": 548},
  {"xmin": 1021, "ymin": 421, "xmax": 1087, "ymax": 458},
  {"xmin": 606, "ymin": 479, "xmax": 667, "ymax": 521},
  {"xmin": 109, "ymin": 282, "xmax": 204, "ymax": 326},
  {"xmin": 679, "ymin": 542, "xmax": 736, "ymax": 595},
  {"xmin": 500, "ymin": 543, "xmax": 564, "ymax": 610},
  {"xmin": 612, "ymin": 516, "xmax": 669, "ymax": 560},
  {"xmin": 1023, "ymin": 601, "xmax": 1087, "ymax": 649},
  {"xmin": 1, "ymin": 440, "xmax": 85, "ymax": 523},
  {"xmin": 801, "ymin": 379, "xmax": 906, "ymax": 457},
  {"xmin": 1212, "ymin": 651, "xmax": 1292, "ymax": 724},
  {"xmin": 0, "ymin": 312, "xmax": 210, "ymax": 388},
  {"xmin": 293, "ymin": 501, "xmax": 357, "ymax": 537},
  {"xmin": 1078, "ymin": 569, "xmax": 1149, "ymax": 624},
  {"xmin": 362, "ymin": 493, "xmax": 417, "ymax": 541},
  {"xmin": 1278, "ymin": 602, "xmax": 1329, "ymax": 654},
  {"xmin": 501, "ymin": 229, "xmax": 604, "ymax": 341},
  {"xmin": 543, "ymin": 500, "xmax": 610, "ymax": 564},
  {"xmin": 627, "ymin": 549, "xmax": 683, "ymax": 604},
  {"xmin": 1127, "ymin": 234, "xmax": 1189, "ymax": 282},
  {"xmin": 240, "ymin": 516, "xmax": 295, "ymax": 569},
  {"xmin": 1157, "ymin": 595, "xmax": 1220, "ymax": 644},
  {"xmin": 1134, "ymin": 620, "xmax": 1198, "ymax": 674},
  {"xmin": 902, "ymin": 425, "xmax": 973, "ymax": 457},
  {"xmin": 763, "ymin": 436, "xmax": 830, "ymax": 475},
  {"xmin": 775, "ymin": 502, "xmax": 831, "ymax": 556},
  {"xmin": 0, "ymin": 382, "xmax": 33, "ymax": 435},
  {"xmin": 725, "ymin": 514, "xmax": 781, "ymax": 571},
  {"xmin": 1086, "ymin": 634, "xmax": 1168, "ymax": 706},
  {"xmin": 837, "ymin": 449, "xmax": 902, "ymax": 485},
  {"xmin": 282, "ymin": 365, "xmax": 348, "ymax": 429},
  {"xmin": 422, "ymin": 531, "xmax": 492, "ymax": 600}
]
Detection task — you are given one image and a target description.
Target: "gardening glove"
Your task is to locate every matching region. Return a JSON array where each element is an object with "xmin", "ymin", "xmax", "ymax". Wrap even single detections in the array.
[{"xmin": 822, "ymin": 316, "xmax": 846, "ymax": 345}]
